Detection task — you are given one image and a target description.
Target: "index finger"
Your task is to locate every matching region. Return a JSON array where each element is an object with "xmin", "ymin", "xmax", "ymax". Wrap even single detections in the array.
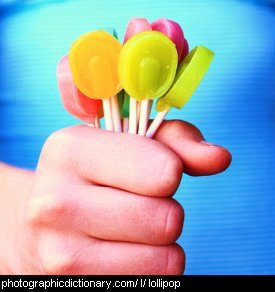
[{"xmin": 48, "ymin": 125, "xmax": 183, "ymax": 197}]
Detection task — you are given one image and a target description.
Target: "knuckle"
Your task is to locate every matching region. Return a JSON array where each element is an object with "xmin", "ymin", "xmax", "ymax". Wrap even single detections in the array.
[
  {"xmin": 150, "ymin": 199, "xmax": 184, "ymax": 245},
  {"xmin": 38, "ymin": 233, "xmax": 76, "ymax": 275},
  {"xmin": 158, "ymin": 153, "xmax": 183, "ymax": 196},
  {"xmin": 165, "ymin": 244, "xmax": 186, "ymax": 275},
  {"xmin": 162, "ymin": 201, "xmax": 184, "ymax": 244},
  {"xmin": 40, "ymin": 129, "xmax": 74, "ymax": 167},
  {"xmin": 27, "ymin": 193, "xmax": 68, "ymax": 225},
  {"xmin": 41, "ymin": 249, "xmax": 74, "ymax": 275}
]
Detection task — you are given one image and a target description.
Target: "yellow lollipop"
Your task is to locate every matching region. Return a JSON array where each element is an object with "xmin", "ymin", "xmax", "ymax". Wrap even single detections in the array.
[
  {"xmin": 146, "ymin": 46, "xmax": 215, "ymax": 138},
  {"xmin": 69, "ymin": 30, "xmax": 122, "ymax": 131},
  {"xmin": 118, "ymin": 31, "xmax": 178, "ymax": 135}
]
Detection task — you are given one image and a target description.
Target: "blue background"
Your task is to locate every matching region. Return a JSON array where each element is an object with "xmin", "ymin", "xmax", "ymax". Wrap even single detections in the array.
[{"xmin": 0, "ymin": 0, "xmax": 275, "ymax": 275}]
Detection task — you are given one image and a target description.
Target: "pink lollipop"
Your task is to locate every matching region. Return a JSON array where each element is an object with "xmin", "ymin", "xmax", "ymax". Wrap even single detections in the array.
[
  {"xmin": 152, "ymin": 18, "xmax": 186, "ymax": 63},
  {"xmin": 181, "ymin": 38, "xmax": 189, "ymax": 62},
  {"xmin": 57, "ymin": 56, "xmax": 102, "ymax": 127},
  {"xmin": 124, "ymin": 18, "xmax": 152, "ymax": 136},
  {"xmin": 124, "ymin": 17, "xmax": 152, "ymax": 43}
]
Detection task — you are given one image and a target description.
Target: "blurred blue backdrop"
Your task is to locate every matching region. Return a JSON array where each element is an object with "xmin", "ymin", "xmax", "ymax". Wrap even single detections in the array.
[{"xmin": 0, "ymin": 0, "xmax": 275, "ymax": 275}]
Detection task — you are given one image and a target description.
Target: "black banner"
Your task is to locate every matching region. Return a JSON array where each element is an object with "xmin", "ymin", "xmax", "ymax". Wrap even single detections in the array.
[{"xmin": 0, "ymin": 276, "xmax": 184, "ymax": 290}]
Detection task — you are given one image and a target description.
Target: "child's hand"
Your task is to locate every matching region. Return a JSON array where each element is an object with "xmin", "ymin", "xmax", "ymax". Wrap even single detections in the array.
[{"xmin": 10, "ymin": 120, "xmax": 231, "ymax": 275}]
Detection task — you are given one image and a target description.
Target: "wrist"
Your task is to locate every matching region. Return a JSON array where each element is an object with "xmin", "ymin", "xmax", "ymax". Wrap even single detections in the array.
[{"xmin": 0, "ymin": 163, "xmax": 34, "ymax": 274}]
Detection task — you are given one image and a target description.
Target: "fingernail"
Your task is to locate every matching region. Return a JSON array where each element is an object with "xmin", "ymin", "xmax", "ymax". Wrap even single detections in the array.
[{"xmin": 200, "ymin": 141, "xmax": 220, "ymax": 147}]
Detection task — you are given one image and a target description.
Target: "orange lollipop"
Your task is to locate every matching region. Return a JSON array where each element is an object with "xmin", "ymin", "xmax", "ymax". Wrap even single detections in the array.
[{"xmin": 69, "ymin": 31, "xmax": 122, "ymax": 131}]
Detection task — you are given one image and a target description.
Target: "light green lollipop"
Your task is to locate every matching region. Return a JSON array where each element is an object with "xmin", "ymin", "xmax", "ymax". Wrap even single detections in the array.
[
  {"xmin": 118, "ymin": 31, "xmax": 178, "ymax": 135},
  {"xmin": 146, "ymin": 46, "xmax": 215, "ymax": 138}
]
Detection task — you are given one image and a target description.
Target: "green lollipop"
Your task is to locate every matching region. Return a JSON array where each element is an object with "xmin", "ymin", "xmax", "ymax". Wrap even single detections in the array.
[
  {"xmin": 146, "ymin": 46, "xmax": 215, "ymax": 138},
  {"xmin": 118, "ymin": 31, "xmax": 178, "ymax": 135}
]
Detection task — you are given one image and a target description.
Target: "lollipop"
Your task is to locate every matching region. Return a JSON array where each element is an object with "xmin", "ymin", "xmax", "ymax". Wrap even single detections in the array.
[
  {"xmin": 118, "ymin": 31, "xmax": 178, "ymax": 135},
  {"xmin": 124, "ymin": 17, "xmax": 152, "ymax": 43},
  {"xmin": 69, "ymin": 30, "xmax": 122, "ymax": 131},
  {"xmin": 181, "ymin": 38, "xmax": 189, "ymax": 62},
  {"xmin": 152, "ymin": 18, "xmax": 189, "ymax": 63},
  {"xmin": 123, "ymin": 18, "xmax": 152, "ymax": 133},
  {"xmin": 146, "ymin": 46, "xmax": 215, "ymax": 138},
  {"xmin": 57, "ymin": 55, "xmax": 102, "ymax": 127},
  {"xmin": 152, "ymin": 18, "xmax": 185, "ymax": 63}
]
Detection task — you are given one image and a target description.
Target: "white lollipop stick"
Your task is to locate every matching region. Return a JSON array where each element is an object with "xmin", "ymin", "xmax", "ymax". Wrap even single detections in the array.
[
  {"xmin": 123, "ymin": 118, "xmax": 129, "ymax": 133},
  {"xmin": 138, "ymin": 99, "xmax": 153, "ymax": 136},
  {"xmin": 146, "ymin": 109, "xmax": 169, "ymax": 138},
  {"xmin": 138, "ymin": 99, "xmax": 150, "ymax": 136},
  {"xmin": 129, "ymin": 97, "xmax": 137, "ymax": 134},
  {"xmin": 111, "ymin": 95, "xmax": 122, "ymax": 133},
  {"xmin": 137, "ymin": 101, "xmax": 141, "ymax": 126},
  {"xmin": 103, "ymin": 98, "xmax": 114, "ymax": 131},
  {"xmin": 87, "ymin": 114, "xmax": 101, "ymax": 129}
]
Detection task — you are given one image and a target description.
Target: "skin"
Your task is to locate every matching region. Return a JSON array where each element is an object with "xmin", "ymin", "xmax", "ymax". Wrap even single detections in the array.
[{"xmin": 0, "ymin": 120, "xmax": 231, "ymax": 275}]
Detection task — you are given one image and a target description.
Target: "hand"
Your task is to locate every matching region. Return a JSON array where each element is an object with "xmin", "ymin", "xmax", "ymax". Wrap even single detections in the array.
[{"xmin": 3, "ymin": 120, "xmax": 231, "ymax": 275}]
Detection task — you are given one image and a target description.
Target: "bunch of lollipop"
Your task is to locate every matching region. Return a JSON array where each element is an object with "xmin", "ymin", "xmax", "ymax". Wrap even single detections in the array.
[{"xmin": 57, "ymin": 18, "xmax": 214, "ymax": 138}]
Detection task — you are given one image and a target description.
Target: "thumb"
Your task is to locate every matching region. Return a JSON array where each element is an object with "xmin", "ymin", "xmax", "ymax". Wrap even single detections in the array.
[{"xmin": 153, "ymin": 120, "xmax": 232, "ymax": 176}]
